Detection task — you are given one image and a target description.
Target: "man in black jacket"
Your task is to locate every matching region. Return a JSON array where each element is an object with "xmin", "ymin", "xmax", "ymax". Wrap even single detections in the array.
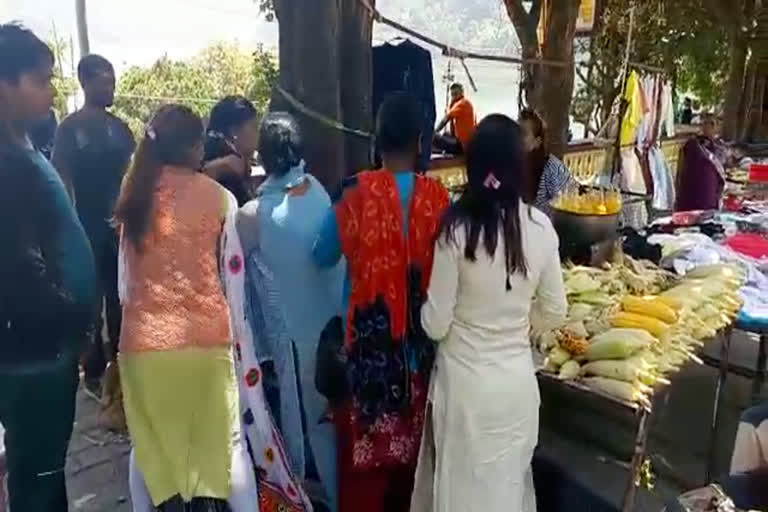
[{"xmin": 0, "ymin": 24, "xmax": 97, "ymax": 511}]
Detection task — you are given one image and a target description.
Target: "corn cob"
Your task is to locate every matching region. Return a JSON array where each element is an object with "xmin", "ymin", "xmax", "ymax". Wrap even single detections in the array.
[
  {"xmin": 621, "ymin": 296, "xmax": 679, "ymax": 324},
  {"xmin": 558, "ymin": 360, "xmax": 581, "ymax": 380},
  {"xmin": 581, "ymin": 359, "xmax": 645, "ymax": 382},
  {"xmin": 583, "ymin": 377, "xmax": 652, "ymax": 409},
  {"xmin": 655, "ymin": 295, "xmax": 683, "ymax": 312},
  {"xmin": 584, "ymin": 335, "xmax": 649, "ymax": 361},
  {"xmin": 611, "ymin": 312, "xmax": 671, "ymax": 339}
]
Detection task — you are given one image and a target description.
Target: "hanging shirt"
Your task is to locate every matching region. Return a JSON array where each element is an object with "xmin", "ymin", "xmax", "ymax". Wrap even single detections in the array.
[{"xmin": 372, "ymin": 40, "xmax": 437, "ymax": 171}]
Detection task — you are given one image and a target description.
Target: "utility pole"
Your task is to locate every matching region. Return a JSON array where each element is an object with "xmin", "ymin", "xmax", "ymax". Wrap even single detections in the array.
[{"xmin": 75, "ymin": 0, "xmax": 90, "ymax": 58}]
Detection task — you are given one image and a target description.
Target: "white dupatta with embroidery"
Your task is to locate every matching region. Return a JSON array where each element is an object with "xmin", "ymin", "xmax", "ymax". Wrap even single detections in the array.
[{"xmin": 219, "ymin": 191, "xmax": 313, "ymax": 512}]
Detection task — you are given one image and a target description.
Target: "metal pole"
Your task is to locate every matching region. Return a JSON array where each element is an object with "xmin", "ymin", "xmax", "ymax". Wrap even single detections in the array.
[
  {"xmin": 75, "ymin": 0, "xmax": 90, "ymax": 58},
  {"xmin": 622, "ymin": 406, "xmax": 651, "ymax": 512},
  {"xmin": 707, "ymin": 326, "xmax": 732, "ymax": 483}
]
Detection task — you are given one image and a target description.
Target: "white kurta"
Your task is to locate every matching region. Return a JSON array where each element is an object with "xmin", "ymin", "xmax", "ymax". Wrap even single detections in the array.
[{"xmin": 411, "ymin": 204, "xmax": 567, "ymax": 512}]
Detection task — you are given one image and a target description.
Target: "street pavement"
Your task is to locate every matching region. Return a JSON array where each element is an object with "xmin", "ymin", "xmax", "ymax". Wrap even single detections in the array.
[{"xmin": 66, "ymin": 389, "xmax": 131, "ymax": 512}]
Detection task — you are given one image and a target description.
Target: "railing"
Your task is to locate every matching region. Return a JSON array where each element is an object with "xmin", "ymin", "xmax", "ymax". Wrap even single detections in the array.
[{"xmin": 428, "ymin": 134, "xmax": 689, "ymax": 190}]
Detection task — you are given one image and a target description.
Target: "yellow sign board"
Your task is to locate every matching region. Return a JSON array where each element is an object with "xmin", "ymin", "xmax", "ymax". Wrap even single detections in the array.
[{"xmin": 576, "ymin": 0, "xmax": 596, "ymax": 33}]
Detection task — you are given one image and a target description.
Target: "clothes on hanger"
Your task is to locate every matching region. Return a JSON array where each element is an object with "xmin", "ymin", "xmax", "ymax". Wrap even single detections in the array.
[{"xmin": 372, "ymin": 39, "xmax": 437, "ymax": 171}]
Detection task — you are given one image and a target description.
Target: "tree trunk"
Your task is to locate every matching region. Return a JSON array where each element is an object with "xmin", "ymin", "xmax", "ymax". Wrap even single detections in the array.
[
  {"xmin": 339, "ymin": 0, "xmax": 374, "ymax": 176},
  {"xmin": 272, "ymin": 0, "xmax": 345, "ymax": 190},
  {"xmin": 721, "ymin": 29, "xmax": 749, "ymax": 140},
  {"xmin": 529, "ymin": 0, "xmax": 581, "ymax": 158},
  {"xmin": 739, "ymin": 53, "xmax": 758, "ymax": 140}
]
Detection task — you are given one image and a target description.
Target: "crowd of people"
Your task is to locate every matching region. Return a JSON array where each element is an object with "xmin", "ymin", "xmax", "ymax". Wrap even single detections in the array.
[{"xmin": 0, "ymin": 23, "xmax": 576, "ymax": 512}]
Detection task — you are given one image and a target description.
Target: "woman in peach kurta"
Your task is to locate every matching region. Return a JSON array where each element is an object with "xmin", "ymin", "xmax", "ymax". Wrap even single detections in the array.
[{"xmin": 114, "ymin": 105, "xmax": 310, "ymax": 512}]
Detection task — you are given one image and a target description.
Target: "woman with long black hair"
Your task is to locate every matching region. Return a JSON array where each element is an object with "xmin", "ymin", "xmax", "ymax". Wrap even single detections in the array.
[
  {"xmin": 115, "ymin": 104, "xmax": 310, "ymax": 512},
  {"xmin": 202, "ymin": 95, "xmax": 261, "ymax": 206},
  {"xmin": 410, "ymin": 114, "xmax": 568, "ymax": 512}
]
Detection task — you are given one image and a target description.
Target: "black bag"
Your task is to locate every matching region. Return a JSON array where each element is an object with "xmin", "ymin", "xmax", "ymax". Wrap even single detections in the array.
[{"xmin": 315, "ymin": 316, "xmax": 348, "ymax": 404}]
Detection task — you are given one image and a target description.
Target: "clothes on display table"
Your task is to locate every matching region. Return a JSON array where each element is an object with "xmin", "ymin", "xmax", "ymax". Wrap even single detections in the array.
[
  {"xmin": 651, "ymin": 232, "xmax": 768, "ymax": 327},
  {"xmin": 372, "ymin": 39, "xmax": 436, "ymax": 172}
]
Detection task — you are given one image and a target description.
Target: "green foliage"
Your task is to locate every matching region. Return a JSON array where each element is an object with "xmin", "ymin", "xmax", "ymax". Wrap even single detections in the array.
[
  {"xmin": 258, "ymin": 0, "xmax": 275, "ymax": 21},
  {"xmin": 572, "ymin": 0, "xmax": 730, "ymax": 133},
  {"xmin": 113, "ymin": 42, "xmax": 278, "ymax": 139},
  {"xmin": 47, "ymin": 35, "xmax": 78, "ymax": 119}
]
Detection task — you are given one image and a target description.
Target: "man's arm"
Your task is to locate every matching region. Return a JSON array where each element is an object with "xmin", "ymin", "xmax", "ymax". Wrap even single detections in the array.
[{"xmin": 51, "ymin": 119, "xmax": 76, "ymax": 203}]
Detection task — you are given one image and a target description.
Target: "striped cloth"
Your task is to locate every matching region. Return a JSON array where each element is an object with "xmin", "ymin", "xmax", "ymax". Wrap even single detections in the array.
[{"xmin": 533, "ymin": 155, "xmax": 573, "ymax": 216}]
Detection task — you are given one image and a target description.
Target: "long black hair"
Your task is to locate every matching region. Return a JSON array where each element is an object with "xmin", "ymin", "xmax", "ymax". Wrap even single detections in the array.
[
  {"xmin": 438, "ymin": 114, "xmax": 529, "ymax": 290},
  {"xmin": 203, "ymin": 95, "xmax": 258, "ymax": 162},
  {"xmin": 114, "ymin": 105, "xmax": 204, "ymax": 249}
]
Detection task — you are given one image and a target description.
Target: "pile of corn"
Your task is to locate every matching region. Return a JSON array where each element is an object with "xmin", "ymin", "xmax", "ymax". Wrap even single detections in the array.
[{"xmin": 542, "ymin": 264, "xmax": 745, "ymax": 409}]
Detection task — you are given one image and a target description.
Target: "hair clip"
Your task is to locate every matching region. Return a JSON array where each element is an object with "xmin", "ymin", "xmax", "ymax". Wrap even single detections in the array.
[
  {"xmin": 145, "ymin": 126, "xmax": 157, "ymax": 141},
  {"xmin": 483, "ymin": 172, "xmax": 501, "ymax": 190}
]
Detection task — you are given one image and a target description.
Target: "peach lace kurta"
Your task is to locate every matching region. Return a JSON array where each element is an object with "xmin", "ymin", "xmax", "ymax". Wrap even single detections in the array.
[
  {"xmin": 119, "ymin": 169, "xmax": 231, "ymax": 354},
  {"xmin": 118, "ymin": 168, "xmax": 238, "ymax": 505}
]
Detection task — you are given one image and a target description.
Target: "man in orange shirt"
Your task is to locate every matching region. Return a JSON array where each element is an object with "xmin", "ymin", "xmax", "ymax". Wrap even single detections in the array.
[{"xmin": 433, "ymin": 82, "xmax": 476, "ymax": 155}]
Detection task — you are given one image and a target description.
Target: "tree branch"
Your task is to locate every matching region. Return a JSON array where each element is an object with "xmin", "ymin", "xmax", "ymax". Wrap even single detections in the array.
[
  {"xmin": 502, "ymin": 0, "xmax": 538, "ymax": 50},
  {"xmin": 575, "ymin": 64, "xmax": 602, "ymax": 93}
]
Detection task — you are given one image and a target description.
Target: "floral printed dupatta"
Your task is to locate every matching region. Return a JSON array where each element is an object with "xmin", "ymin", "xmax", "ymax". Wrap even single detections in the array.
[
  {"xmin": 334, "ymin": 171, "xmax": 448, "ymax": 470},
  {"xmin": 219, "ymin": 192, "xmax": 312, "ymax": 512}
]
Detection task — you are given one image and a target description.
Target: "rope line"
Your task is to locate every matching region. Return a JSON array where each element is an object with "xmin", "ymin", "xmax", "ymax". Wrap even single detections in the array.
[{"xmin": 275, "ymin": 86, "xmax": 373, "ymax": 139}]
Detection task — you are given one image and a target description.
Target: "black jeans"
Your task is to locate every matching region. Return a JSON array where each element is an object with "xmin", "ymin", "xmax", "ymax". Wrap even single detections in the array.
[
  {"xmin": 432, "ymin": 133, "xmax": 463, "ymax": 156},
  {"xmin": 83, "ymin": 234, "xmax": 121, "ymax": 383},
  {"xmin": 0, "ymin": 351, "xmax": 79, "ymax": 511}
]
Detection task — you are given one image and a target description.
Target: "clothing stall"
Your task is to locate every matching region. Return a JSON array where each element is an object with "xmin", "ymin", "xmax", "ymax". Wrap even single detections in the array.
[{"xmin": 617, "ymin": 69, "xmax": 677, "ymax": 229}]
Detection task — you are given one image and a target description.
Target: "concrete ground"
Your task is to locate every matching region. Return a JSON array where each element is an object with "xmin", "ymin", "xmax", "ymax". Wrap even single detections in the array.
[
  {"xmin": 61, "ymin": 329, "xmax": 764, "ymax": 511},
  {"xmin": 66, "ymin": 389, "xmax": 131, "ymax": 512}
]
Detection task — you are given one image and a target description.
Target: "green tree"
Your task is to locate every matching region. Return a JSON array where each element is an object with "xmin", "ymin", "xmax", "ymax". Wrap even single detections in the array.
[
  {"xmin": 48, "ymin": 34, "xmax": 78, "ymax": 119},
  {"xmin": 113, "ymin": 42, "xmax": 277, "ymax": 139},
  {"xmin": 572, "ymin": 0, "xmax": 731, "ymax": 136}
]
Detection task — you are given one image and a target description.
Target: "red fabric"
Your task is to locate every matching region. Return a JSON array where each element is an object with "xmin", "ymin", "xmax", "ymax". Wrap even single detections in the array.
[
  {"xmin": 333, "ymin": 170, "xmax": 448, "ymax": 473},
  {"xmin": 337, "ymin": 421, "xmax": 415, "ymax": 512},
  {"xmin": 335, "ymin": 171, "xmax": 448, "ymax": 345},
  {"xmin": 724, "ymin": 233, "xmax": 768, "ymax": 260}
]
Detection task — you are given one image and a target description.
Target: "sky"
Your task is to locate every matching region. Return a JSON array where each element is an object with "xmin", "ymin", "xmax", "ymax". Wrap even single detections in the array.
[
  {"xmin": 3, "ymin": 0, "xmax": 278, "ymax": 72},
  {"xmin": 2, "ymin": 0, "xmax": 522, "ymax": 119}
]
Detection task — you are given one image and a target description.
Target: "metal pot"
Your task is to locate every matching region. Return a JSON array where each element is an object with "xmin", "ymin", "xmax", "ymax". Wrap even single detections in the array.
[{"xmin": 551, "ymin": 207, "xmax": 619, "ymax": 247}]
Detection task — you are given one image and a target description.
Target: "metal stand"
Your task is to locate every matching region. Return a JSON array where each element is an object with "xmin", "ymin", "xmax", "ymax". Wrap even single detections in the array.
[
  {"xmin": 751, "ymin": 332, "xmax": 767, "ymax": 403},
  {"xmin": 621, "ymin": 408, "xmax": 652, "ymax": 512},
  {"xmin": 706, "ymin": 326, "xmax": 732, "ymax": 483}
]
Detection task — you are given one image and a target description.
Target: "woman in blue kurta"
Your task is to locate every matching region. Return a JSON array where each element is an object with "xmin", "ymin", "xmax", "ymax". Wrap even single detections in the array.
[{"xmin": 237, "ymin": 112, "xmax": 344, "ymax": 511}]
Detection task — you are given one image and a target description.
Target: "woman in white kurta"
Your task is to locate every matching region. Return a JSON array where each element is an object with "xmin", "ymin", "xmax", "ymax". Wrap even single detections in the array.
[{"xmin": 410, "ymin": 114, "xmax": 568, "ymax": 512}]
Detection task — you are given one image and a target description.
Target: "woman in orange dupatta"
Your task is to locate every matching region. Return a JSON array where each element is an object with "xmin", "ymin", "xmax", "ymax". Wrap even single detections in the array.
[{"xmin": 313, "ymin": 93, "xmax": 449, "ymax": 512}]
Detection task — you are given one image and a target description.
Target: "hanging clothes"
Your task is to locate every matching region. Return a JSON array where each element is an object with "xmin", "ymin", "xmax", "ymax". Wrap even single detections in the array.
[
  {"xmin": 372, "ymin": 40, "xmax": 437, "ymax": 172},
  {"xmin": 620, "ymin": 71, "xmax": 645, "ymax": 147},
  {"xmin": 636, "ymin": 75, "xmax": 675, "ymax": 211}
]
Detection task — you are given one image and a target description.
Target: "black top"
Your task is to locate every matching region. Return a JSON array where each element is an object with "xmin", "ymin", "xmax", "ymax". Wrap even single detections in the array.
[
  {"xmin": 53, "ymin": 108, "xmax": 135, "ymax": 252},
  {"xmin": 0, "ymin": 144, "xmax": 96, "ymax": 369}
]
